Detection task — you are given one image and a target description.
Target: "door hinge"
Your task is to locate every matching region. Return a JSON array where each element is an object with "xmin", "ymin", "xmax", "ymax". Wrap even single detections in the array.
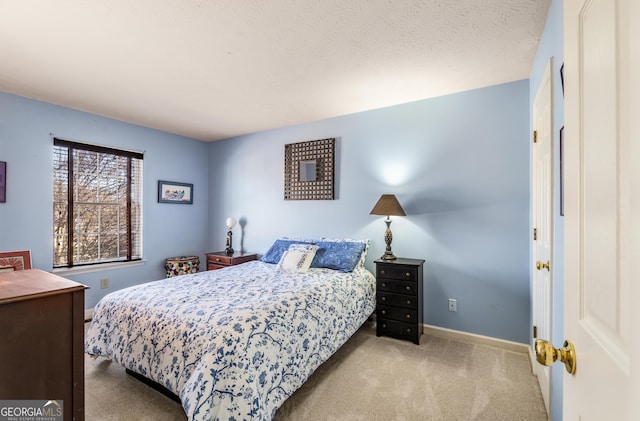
[
  {"xmin": 533, "ymin": 130, "xmax": 537, "ymax": 143},
  {"xmin": 533, "ymin": 228, "xmax": 537, "ymax": 241},
  {"xmin": 533, "ymin": 325, "xmax": 538, "ymax": 339}
]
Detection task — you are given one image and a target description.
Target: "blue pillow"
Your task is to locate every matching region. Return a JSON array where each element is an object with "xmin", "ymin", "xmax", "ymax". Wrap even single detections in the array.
[
  {"xmin": 261, "ymin": 239, "xmax": 315, "ymax": 264},
  {"xmin": 311, "ymin": 241, "xmax": 366, "ymax": 272}
]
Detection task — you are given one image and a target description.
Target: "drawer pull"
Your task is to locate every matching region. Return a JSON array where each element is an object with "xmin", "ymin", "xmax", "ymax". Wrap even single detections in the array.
[
  {"xmin": 406, "ymin": 314, "xmax": 411, "ymax": 319},
  {"xmin": 215, "ymin": 258, "xmax": 221, "ymax": 261},
  {"xmin": 381, "ymin": 270, "xmax": 386, "ymax": 275},
  {"xmin": 381, "ymin": 296, "xmax": 386, "ymax": 301},
  {"xmin": 382, "ymin": 323, "xmax": 387, "ymax": 328},
  {"xmin": 381, "ymin": 283, "xmax": 386, "ymax": 287},
  {"xmin": 406, "ymin": 286, "xmax": 411, "ymax": 291},
  {"xmin": 381, "ymin": 310, "xmax": 386, "ymax": 315},
  {"xmin": 405, "ymin": 272, "xmax": 411, "ymax": 277},
  {"xmin": 406, "ymin": 300, "xmax": 412, "ymax": 305},
  {"xmin": 406, "ymin": 328, "xmax": 412, "ymax": 333}
]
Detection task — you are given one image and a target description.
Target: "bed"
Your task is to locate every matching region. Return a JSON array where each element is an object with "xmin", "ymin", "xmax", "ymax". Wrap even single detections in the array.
[{"xmin": 85, "ymin": 238, "xmax": 376, "ymax": 420}]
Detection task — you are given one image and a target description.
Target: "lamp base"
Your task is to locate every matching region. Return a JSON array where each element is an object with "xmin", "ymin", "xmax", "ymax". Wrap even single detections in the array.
[
  {"xmin": 380, "ymin": 219, "xmax": 397, "ymax": 260},
  {"xmin": 380, "ymin": 251, "xmax": 397, "ymax": 260},
  {"xmin": 225, "ymin": 230, "xmax": 234, "ymax": 255}
]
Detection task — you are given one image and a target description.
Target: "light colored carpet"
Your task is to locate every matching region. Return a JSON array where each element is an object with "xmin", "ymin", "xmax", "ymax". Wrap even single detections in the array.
[{"xmin": 85, "ymin": 323, "xmax": 547, "ymax": 420}]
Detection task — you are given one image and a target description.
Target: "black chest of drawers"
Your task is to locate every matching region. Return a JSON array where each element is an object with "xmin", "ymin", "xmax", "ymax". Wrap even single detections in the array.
[{"xmin": 375, "ymin": 258, "xmax": 425, "ymax": 345}]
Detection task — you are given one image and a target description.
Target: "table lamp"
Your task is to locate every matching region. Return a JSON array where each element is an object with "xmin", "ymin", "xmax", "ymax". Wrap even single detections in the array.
[{"xmin": 370, "ymin": 194, "xmax": 406, "ymax": 260}]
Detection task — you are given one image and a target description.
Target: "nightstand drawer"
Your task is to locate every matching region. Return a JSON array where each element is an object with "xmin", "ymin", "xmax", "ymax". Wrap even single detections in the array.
[
  {"xmin": 376, "ymin": 318, "xmax": 419, "ymax": 342},
  {"xmin": 377, "ymin": 279, "xmax": 417, "ymax": 295},
  {"xmin": 208, "ymin": 254, "xmax": 234, "ymax": 266},
  {"xmin": 377, "ymin": 291, "xmax": 417, "ymax": 309},
  {"xmin": 207, "ymin": 263, "xmax": 227, "ymax": 270},
  {"xmin": 205, "ymin": 251, "xmax": 257, "ymax": 271},
  {"xmin": 376, "ymin": 305, "xmax": 418, "ymax": 323},
  {"xmin": 377, "ymin": 265, "xmax": 417, "ymax": 281}
]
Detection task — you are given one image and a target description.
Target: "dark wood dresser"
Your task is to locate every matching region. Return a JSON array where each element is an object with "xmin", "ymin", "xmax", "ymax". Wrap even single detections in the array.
[
  {"xmin": 205, "ymin": 251, "xmax": 257, "ymax": 270},
  {"xmin": 0, "ymin": 269, "xmax": 87, "ymax": 420},
  {"xmin": 375, "ymin": 258, "xmax": 425, "ymax": 345}
]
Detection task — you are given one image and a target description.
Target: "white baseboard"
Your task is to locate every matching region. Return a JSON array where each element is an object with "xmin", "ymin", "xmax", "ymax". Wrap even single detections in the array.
[
  {"xmin": 528, "ymin": 345, "xmax": 538, "ymax": 374},
  {"xmin": 424, "ymin": 324, "xmax": 529, "ymax": 354},
  {"xmin": 84, "ymin": 308, "xmax": 94, "ymax": 321}
]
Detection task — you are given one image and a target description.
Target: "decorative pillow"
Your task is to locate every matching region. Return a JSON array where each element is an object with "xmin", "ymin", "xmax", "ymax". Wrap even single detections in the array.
[
  {"xmin": 311, "ymin": 240, "xmax": 367, "ymax": 272},
  {"xmin": 318, "ymin": 237, "xmax": 369, "ymax": 268},
  {"xmin": 261, "ymin": 238, "xmax": 315, "ymax": 264},
  {"xmin": 276, "ymin": 244, "xmax": 319, "ymax": 273}
]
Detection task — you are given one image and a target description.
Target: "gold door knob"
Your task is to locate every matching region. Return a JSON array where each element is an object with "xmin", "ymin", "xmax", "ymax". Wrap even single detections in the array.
[
  {"xmin": 535, "ymin": 339, "xmax": 576, "ymax": 374},
  {"xmin": 536, "ymin": 260, "xmax": 550, "ymax": 271}
]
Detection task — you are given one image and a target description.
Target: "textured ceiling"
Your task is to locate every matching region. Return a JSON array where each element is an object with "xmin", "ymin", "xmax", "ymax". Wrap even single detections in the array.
[{"xmin": 0, "ymin": 0, "xmax": 550, "ymax": 141}]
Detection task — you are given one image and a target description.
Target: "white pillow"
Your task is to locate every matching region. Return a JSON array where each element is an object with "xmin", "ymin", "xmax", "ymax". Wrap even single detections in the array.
[{"xmin": 276, "ymin": 244, "xmax": 319, "ymax": 273}]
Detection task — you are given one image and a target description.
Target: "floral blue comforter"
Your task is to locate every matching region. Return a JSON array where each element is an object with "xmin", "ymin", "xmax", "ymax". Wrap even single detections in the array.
[{"xmin": 85, "ymin": 260, "xmax": 376, "ymax": 420}]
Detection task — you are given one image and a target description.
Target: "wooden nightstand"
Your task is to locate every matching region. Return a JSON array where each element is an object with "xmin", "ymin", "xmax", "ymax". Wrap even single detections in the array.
[
  {"xmin": 205, "ymin": 251, "xmax": 257, "ymax": 270},
  {"xmin": 375, "ymin": 258, "xmax": 425, "ymax": 345}
]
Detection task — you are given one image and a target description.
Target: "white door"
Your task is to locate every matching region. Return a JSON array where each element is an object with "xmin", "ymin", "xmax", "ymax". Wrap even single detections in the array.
[
  {"xmin": 563, "ymin": 0, "xmax": 639, "ymax": 418},
  {"xmin": 532, "ymin": 59, "xmax": 553, "ymax": 414}
]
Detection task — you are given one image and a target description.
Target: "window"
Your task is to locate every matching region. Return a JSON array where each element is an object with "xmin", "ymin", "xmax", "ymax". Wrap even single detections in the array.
[{"xmin": 53, "ymin": 138, "xmax": 143, "ymax": 268}]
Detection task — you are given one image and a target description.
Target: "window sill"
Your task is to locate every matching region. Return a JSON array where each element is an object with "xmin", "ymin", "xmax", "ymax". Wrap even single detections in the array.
[{"xmin": 52, "ymin": 259, "xmax": 145, "ymax": 276}]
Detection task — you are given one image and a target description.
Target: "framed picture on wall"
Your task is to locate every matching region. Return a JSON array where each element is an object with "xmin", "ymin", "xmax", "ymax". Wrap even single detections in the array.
[
  {"xmin": 0, "ymin": 161, "xmax": 6, "ymax": 203},
  {"xmin": 560, "ymin": 63, "xmax": 564, "ymax": 96},
  {"xmin": 158, "ymin": 180, "xmax": 193, "ymax": 204},
  {"xmin": 560, "ymin": 126, "xmax": 564, "ymax": 216},
  {"xmin": 0, "ymin": 250, "xmax": 32, "ymax": 271}
]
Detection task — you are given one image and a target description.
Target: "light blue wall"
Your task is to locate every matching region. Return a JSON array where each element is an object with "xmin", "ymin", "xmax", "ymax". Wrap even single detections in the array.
[
  {"xmin": 529, "ymin": 0, "xmax": 564, "ymax": 419},
  {"xmin": 209, "ymin": 80, "xmax": 531, "ymax": 343},
  {"xmin": 0, "ymin": 92, "xmax": 210, "ymax": 309},
  {"xmin": 0, "ymin": 64, "xmax": 538, "ymax": 348}
]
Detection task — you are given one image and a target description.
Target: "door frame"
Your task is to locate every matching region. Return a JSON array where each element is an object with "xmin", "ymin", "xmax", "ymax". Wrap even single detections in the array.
[{"xmin": 531, "ymin": 58, "xmax": 554, "ymax": 416}]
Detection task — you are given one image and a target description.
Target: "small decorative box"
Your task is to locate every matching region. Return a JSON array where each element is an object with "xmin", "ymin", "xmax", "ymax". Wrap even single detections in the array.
[{"xmin": 164, "ymin": 255, "xmax": 200, "ymax": 278}]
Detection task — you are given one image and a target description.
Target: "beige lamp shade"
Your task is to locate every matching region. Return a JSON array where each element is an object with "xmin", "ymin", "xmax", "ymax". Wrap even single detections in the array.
[{"xmin": 369, "ymin": 194, "xmax": 406, "ymax": 217}]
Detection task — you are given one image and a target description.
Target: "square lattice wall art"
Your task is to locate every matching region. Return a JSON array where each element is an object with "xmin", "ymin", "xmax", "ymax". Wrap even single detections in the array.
[{"xmin": 284, "ymin": 138, "xmax": 335, "ymax": 200}]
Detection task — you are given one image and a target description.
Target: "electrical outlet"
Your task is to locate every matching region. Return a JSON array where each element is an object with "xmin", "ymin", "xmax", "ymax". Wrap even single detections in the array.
[
  {"xmin": 448, "ymin": 298, "xmax": 457, "ymax": 312},
  {"xmin": 100, "ymin": 277, "xmax": 109, "ymax": 289}
]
